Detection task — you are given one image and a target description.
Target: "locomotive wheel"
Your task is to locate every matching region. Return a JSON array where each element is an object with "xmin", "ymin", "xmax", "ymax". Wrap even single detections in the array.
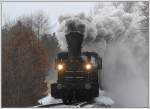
[
  {"xmin": 62, "ymin": 91, "xmax": 72, "ymax": 104},
  {"xmin": 62, "ymin": 98, "xmax": 72, "ymax": 104},
  {"xmin": 85, "ymin": 94, "xmax": 92, "ymax": 101},
  {"xmin": 86, "ymin": 96, "xmax": 94, "ymax": 102}
]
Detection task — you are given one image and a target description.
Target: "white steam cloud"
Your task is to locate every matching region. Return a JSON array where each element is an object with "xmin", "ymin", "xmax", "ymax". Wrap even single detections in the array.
[{"xmin": 56, "ymin": 2, "xmax": 148, "ymax": 107}]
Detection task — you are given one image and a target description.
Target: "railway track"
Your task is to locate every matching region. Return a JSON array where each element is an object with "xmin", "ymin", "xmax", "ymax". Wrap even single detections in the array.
[
  {"xmin": 33, "ymin": 103, "xmax": 64, "ymax": 108},
  {"xmin": 33, "ymin": 101, "xmax": 94, "ymax": 108},
  {"xmin": 72, "ymin": 101, "xmax": 94, "ymax": 108}
]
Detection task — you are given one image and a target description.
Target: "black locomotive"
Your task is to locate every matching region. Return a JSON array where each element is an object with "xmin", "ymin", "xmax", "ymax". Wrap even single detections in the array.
[{"xmin": 51, "ymin": 31, "xmax": 102, "ymax": 104}]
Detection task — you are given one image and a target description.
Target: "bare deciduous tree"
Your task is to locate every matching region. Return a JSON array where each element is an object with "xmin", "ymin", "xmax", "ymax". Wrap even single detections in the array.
[
  {"xmin": 19, "ymin": 11, "xmax": 51, "ymax": 38},
  {"xmin": 140, "ymin": 1, "xmax": 149, "ymax": 29},
  {"xmin": 41, "ymin": 33, "xmax": 60, "ymax": 71},
  {"xmin": 122, "ymin": 2, "xmax": 136, "ymax": 13},
  {"xmin": 2, "ymin": 21, "xmax": 49, "ymax": 107}
]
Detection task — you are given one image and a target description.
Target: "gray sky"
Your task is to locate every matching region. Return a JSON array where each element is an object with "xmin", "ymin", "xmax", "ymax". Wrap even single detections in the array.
[{"xmin": 2, "ymin": 2, "xmax": 95, "ymax": 32}]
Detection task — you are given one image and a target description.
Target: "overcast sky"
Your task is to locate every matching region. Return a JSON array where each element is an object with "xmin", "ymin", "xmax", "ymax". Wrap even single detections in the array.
[{"xmin": 2, "ymin": 2, "xmax": 95, "ymax": 32}]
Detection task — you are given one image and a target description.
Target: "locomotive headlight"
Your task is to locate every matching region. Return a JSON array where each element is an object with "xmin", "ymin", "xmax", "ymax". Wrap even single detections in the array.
[
  {"xmin": 57, "ymin": 64, "xmax": 63, "ymax": 71},
  {"xmin": 85, "ymin": 63, "xmax": 92, "ymax": 70}
]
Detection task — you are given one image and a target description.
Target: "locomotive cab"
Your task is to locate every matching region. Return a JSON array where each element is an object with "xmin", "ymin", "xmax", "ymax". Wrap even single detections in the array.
[{"xmin": 51, "ymin": 31, "xmax": 102, "ymax": 104}]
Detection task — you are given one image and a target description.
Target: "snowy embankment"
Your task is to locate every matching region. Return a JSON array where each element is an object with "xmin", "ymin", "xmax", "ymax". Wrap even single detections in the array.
[
  {"xmin": 95, "ymin": 90, "xmax": 114, "ymax": 107},
  {"xmin": 38, "ymin": 93, "xmax": 62, "ymax": 105}
]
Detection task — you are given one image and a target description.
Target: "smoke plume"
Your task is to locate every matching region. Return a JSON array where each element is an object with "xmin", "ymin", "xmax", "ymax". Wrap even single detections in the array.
[{"xmin": 57, "ymin": 2, "xmax": 148, "ymax": 107}]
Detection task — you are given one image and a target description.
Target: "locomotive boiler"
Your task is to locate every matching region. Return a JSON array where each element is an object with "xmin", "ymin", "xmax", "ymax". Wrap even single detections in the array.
[{"xmin": 51, "ymin": 31, "xmax": 102, "ymax": 104}]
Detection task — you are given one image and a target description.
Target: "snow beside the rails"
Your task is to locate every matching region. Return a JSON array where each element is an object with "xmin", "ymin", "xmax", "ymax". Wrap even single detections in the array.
[
  {"xmin": 95, "ymin": 96, "xmax": 114, "ymax": 106},
  {"xmin": 38, "ymin": 93, "xmax": 62, "ymax": 105},
  {"xmin": 95, "ymin": 90, "xmax": 114, "ymax": 106},
  {"xmin": 38, "ymin": 90, "xmax": 114, "ymax": 107}
]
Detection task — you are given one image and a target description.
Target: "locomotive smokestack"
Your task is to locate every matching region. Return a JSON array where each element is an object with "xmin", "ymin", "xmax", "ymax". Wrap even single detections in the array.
[
  {"xmin": 65, "ymin": 19, "xmax": 85, "ymax": 57},
  {"xmin": 65, "ymin": 31, "xmax": 84, "ymax": 56}
]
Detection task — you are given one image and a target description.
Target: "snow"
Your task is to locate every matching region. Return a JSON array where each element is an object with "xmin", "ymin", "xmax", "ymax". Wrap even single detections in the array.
[
  {"xmin": 38, "ymin": 93, "xmax": 62, "ymax": 105},
  {"xmin": 95, "ymin": 96, "xmax": 114, "ymax": 106},
  {"xmin": 37, "ymin": 90, "xmax": 114, "ymax": 107},
  {"xmin": 95, "ymin": 90, "xmax": 114, "ymax": 106}
]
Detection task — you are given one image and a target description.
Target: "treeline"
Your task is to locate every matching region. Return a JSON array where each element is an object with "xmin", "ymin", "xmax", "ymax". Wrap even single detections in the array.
[{"xmin": 2, "ymin": 12, "xmax": 60, "ymax": 107}]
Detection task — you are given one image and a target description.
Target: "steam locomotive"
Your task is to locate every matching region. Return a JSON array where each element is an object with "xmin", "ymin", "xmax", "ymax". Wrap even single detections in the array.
[{"xmin": 51, "ymin": 31, "xmax": 102, "ymax": 104}]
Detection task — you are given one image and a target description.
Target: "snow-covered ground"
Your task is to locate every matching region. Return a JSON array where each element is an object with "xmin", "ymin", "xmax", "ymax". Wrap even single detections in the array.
[
  {"xmin": 37, "ymin": 90, "xmax": 114, "ymax": 108},
  {"xmin": 94, "ymin": 90, "xmax": 114, "ymax": 107},
  {"xmin": 38, "ymin": 94, "xmax": 62, "ymax": 105}
]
